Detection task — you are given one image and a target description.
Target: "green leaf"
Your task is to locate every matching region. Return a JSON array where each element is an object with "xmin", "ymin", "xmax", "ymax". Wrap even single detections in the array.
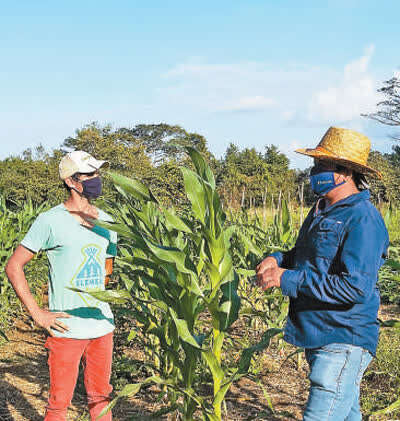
[
  {"xmin": 67, "ymin": 287, "xmax": 131, "ymax": 304},
  {"xmin": 223, "ymin": 225, "xmax": 235, "ymax": 248},
  {"xmin": 143, "ymin": 238, "xmax": 198, "ymax": 280},
  {"xmin": 237, "ymin": 328, "xmax": 282, "ymax": 374},
  {"xmin": 181, "ymin": 167, "xmax": 207, "ymax": 224},
  {"xmin": 218, "ymin": 271, "xmax": 241, "ymax": 331},
  {"xmin": 203, "ymin": 350, "xmax": 224, "ymax": 385},
  {"xmin": 0, "ymin": 329, "xmax": 8, "ymax": 342},
  {"xmin": 281, "ymin": 199, "xmax": 291, "ymax": 234},
  {"xmin": 184, "ymin": 146, "xmax": 216, "ymax": 189},
  {"xmin": 256, "ymin": 379, "xmax": 274, "ymax": 413},
  {"xmin": 163, "ymin": 208, "xmax": 192, "ymax": 233},
  {"xmin": 384, "ymin": 259, "xmax": 400, "ymax": 270},
  {"xmin": 379, "ymin": 318, "xmax": 400, "ymax": 328},
  {"xmin": 96, "ymin": 383, "xmax": 142, "ymax": 419},
  {"xmin": 236, "ymin": 231, "xmax": 263, "ymax": 257},
  {"xmin": 89, "ymin": 219, "xmax": 128, "ymax": 236},
  {"xmin": 236, "ymin": 268, "xmax": 256, "ymax": 277},
  {"xmin": 212, "ymin": 328, "xmax": 282, "ymax": 410},
  {"xmin": 372, "ymin": 397, "xmax": 400, "ymax": 416},
  {"xmin": 97, "ymin": 376, "xmax": 175, "ymax": 419},
  {"xmin": 127, "ymin": 330, "xmax": 137, "ymax": 341},
  {"xmin": 384, "ymin": 204, "xmax": 392, "ymax": 229},
  {"xmin": 206, "ymin": 233, "xmax": 226, "ymax": 266},
  {"xmin": 108, "ymin": 171, "xmax": 158, "ymax": 203},
  {"xmin": 169, "ymin": 308, "xmax": 202, "ymax": 349}
]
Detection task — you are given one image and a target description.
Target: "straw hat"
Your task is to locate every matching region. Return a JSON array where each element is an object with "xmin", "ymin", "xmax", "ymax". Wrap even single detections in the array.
[{"xmin": 295, "ymin": 127, "xmax": 381, "ymax": 178}]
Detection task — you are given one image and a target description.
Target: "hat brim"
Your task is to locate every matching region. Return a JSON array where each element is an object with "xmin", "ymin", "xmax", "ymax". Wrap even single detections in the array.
[{"xmin": 295, "ymin": 147, "xmax": 382, "ymax": 179}]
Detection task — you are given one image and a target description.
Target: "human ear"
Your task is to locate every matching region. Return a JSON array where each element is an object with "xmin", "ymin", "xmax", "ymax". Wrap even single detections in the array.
[{"xmin": 65, "ymin": 177, "xmax": 83, "ymax": 193}]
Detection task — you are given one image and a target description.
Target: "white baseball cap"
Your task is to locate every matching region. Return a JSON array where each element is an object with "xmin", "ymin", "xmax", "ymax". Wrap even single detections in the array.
[{"xmin": 59, "ymin": 151, "xmax": 109, "ymax": 180}]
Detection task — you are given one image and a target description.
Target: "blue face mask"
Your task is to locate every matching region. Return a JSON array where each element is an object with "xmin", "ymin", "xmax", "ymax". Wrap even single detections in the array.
[
  {"xmin": 81, "ymin": 176, "xmax": 102, "ymax": 199},
  {"xmin": 309, "ymin": 171, "xmax": 346, "ymax": 196}
]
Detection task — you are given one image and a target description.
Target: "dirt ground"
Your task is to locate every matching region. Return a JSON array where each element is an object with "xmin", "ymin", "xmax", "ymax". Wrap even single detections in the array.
[
  {"xmin": 0, "ymin": 317, "xmax": 309, "ymax": 421},
  {"xmin": 0, "ymin": 307, "xmax": 398, "ymax": 421}
]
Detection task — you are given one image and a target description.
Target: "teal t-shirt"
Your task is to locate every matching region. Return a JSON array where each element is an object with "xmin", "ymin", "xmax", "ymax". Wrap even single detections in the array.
[{"xmin": 21, "ymin": 204, "xmax": 117, "ymax": 339}]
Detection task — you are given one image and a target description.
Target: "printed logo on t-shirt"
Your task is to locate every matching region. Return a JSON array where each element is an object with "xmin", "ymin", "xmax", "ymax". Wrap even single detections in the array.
[{"xmin": 70, "ymin": 244, "xmax": 104, "ymax": 307}]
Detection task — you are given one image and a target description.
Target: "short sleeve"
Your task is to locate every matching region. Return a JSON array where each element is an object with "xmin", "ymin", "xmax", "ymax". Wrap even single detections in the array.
[
  {"xmin": 106, "ymin": 229, "xmax": 118, "ymax": 258},
  {"xmin": 21, "ymin": 214, "xmax": 54, "ymax": 253},
  {"xmin": 96, "ymin": 209, "xmax": 118, "ymax": 258}
]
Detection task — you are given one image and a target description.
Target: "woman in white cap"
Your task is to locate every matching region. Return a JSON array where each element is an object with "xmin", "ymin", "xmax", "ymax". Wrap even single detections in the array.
[{"xmin": 6, "ymin": 150, "xmax": 117, "ymax": 421}]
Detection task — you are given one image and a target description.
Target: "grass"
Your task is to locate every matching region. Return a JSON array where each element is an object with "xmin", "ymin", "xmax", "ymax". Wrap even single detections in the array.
[{"xmin": 361, "ymin": 327, "xmax": 400, "ymax": 419}]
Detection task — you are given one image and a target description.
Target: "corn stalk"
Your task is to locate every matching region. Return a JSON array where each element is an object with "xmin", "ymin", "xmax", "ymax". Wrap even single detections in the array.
[{"xmin": 75, "ymin": 147, "xmax": 281, "ymax": 420}]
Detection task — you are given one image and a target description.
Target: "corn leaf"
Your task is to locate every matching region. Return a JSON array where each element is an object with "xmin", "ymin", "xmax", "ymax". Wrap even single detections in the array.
[
  {"xmin": 67, "ymin": 287, "xmax": 131, "ymax": 304},
  {"xmin": 108, "ymin": 171, "xmax": 158, "ymax": 203},
  {"xmin": 372, "ymin": 397, "xmax": 400, "ymax": 416},
  {"xmin": 218, "ymin": 272, "xmax": 241, "ymax": 331},
  {"xmin": 203, "ymin": 350, "xmax": 224, "ymax": 385},
  {"xmin": 384, "ymin": 258, "xmax": 400, "ymax": 270},
  {"xmin": 184, "ymin": 146, "xmax": 216, "ymax": 189},
  {"xmin": 163, "ymin": 208, "xmax": 192, "ymax": 233},
  {"xmin": 181, "ymin": 167, "xmax": 207, "ymax": 224},
  {"xmin": 169, "ymin": 308, "xmax": 202, "ymax": 349}
]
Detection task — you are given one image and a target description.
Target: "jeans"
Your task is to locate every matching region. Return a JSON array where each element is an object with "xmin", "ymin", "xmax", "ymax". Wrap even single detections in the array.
[
  {"xmin": 44, "ymin": 332, "xmax": 113, "ymax": 421},
  {"xmin": 303, "ymin": 343, "xmax": 372, "ymax": 421}
]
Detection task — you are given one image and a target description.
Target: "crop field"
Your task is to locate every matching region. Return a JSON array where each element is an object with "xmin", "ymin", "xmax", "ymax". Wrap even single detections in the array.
[{"xmin": 1, "ymin": 148, "xmax": 400, "ymax": 420}]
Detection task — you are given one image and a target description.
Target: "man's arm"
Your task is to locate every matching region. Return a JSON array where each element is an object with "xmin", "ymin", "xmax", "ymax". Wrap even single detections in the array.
[
  {"xmin": 5, "ymin": 245, "xmax": 70, "ymax": 336},
  {"xmin": 256, "ymin": 206, "xmax": 314, "ymax": 277},
  {"xmin": 255, "ymin": 247, "xmax": 294, "ymax": 284},
  {"xmin": 259, "ymin": 217, "xmax": 388, "ymax": 305}
]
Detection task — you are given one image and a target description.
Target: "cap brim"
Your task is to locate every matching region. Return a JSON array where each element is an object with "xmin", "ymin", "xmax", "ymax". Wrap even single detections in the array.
[
  {"xmin": 295, "ymin": 148, "xmax": 382, "ymax": 179},
  {"xmin": 79, "ymin": 158, "xmax": 109, "ymax": 173}
]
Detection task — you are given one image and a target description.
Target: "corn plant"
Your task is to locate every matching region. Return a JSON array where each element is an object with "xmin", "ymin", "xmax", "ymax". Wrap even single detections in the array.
[
  {"xmin": 74, "ymin": 147, "xmax": 281, "ymax": 420},
  {"xmin": 228, "ymin": 201, "xmax": 295, "ymax": 333},
  {"xmin": 0, "ymin": 196, "xmax": 48, "ymax": 339}
]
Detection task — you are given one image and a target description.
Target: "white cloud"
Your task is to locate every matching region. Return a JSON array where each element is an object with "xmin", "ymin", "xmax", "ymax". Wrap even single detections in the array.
[
  {"xmin": 306, "ymin": 45, "xmax": 381, "ymax": 123},
  {"xmin": 162, "ymin": 49, "xmax": 381, "ymax": 126},
  {"xmin": 160, "ymin": 47, "xmax": 386, "ymax": 149},
  {"xmin": 162, "ymin": 60, "xmax": 326, "ymax": 114}
]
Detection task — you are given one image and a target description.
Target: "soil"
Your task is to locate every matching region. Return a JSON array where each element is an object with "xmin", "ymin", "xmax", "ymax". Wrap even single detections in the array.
[{"xmin": 0, "ymin": 306, "xmax": 398, "ymax": 421}]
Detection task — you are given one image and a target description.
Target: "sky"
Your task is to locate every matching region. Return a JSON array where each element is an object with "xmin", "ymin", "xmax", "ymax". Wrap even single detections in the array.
[{"xmin": 1, "ymin": 0, "xmax": 399, "ymax": 169}]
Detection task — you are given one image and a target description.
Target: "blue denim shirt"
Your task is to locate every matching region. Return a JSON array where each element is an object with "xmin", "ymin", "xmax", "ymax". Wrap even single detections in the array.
[{"xmin": 271, "ymin": 190, "xmax": 389, "ymax": 355}]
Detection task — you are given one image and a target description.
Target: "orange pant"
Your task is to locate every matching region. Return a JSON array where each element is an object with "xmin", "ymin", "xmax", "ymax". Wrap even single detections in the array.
[{"xmin": 44, "ymin": 332, "xmax": 113, "ymax": 421}]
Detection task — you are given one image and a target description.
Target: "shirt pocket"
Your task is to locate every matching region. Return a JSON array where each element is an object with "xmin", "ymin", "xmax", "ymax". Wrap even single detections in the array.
[{"xmin": 310, "ymin": 218, "xmax": 342, "ymax": 260}]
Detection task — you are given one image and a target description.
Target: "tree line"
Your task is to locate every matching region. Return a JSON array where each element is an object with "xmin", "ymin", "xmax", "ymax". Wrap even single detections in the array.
[{"xmin": 1, "ymin": 121, "xmax": 400, "ymax": 210}]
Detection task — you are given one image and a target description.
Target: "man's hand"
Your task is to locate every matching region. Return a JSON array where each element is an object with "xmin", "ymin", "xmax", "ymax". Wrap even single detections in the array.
[
  {"xmin": 31, "ymin": 309, "xmax": 71, "ymax": 336},
  {"xmin": 256, "ymin": 266, "xmax": 286, "ymax": 290},
  {"xmin": 256, "ymin": 256, "xmax": 278, "ymax": 274}
]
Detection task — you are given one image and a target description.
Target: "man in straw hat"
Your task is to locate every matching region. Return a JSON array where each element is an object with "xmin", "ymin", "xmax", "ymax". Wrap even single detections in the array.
[
  {"xmin": 6, "ymin": 151, "xmax": 117, "ymax": 420},
  {"xmin": 256, "ymin": 127, "xmax": 389, "ymax": 420}
]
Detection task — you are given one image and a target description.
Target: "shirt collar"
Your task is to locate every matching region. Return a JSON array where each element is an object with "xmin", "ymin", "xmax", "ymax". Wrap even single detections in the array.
[{"xmin": 315, "ymin": 189, "xmax": 370, "ymax": 216}]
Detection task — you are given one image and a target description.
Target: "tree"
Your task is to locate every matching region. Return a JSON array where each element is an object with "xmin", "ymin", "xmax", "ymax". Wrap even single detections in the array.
[
  {"xmin": 367, "ymin": 150, "xmax": 400, "ymax": 204},
  {"xmin": 128, "ymin": 123, "xmax": 215, "ymax": 166},
  {"xmin": 363, "ymin": 75, "xmax": 400, "ymax": 140},
  {"xmin": 263, "ymin": 145, "xmax": 296, "ymax": 202},
  {"xmin": 218, "ymin": 143, "xmax": 297, "ymax": 209},
  {"xmin": 62, "ymin": 122, "xmax": 153, "ymax": 177},
  {"xmin": 0, "ymin": 146, "xmax": 65, "ymax": 206}
]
